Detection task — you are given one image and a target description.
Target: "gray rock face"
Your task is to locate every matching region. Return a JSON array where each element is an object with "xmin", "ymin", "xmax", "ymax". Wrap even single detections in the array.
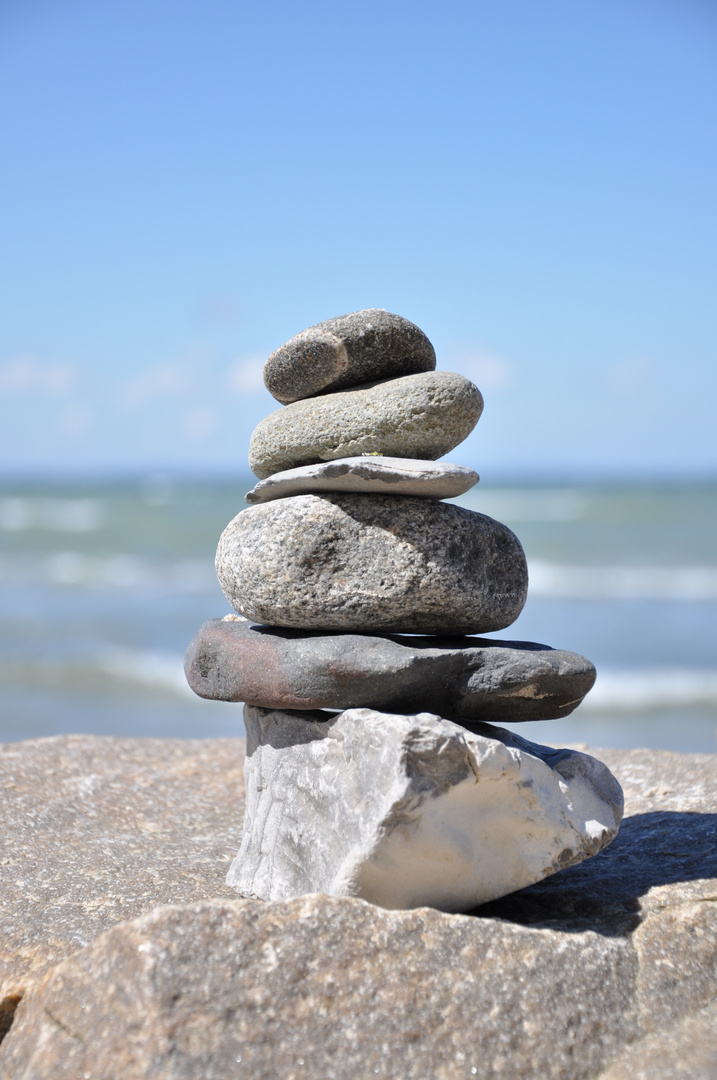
[
  {"xmin": 245, "ymin": 455, "xmax": 479, "ymax": 504},
  {"xmin": 185, "ymin": 617, "xmax": 596, "ymax": 722},
  {"xmin": 230, "ymin": 705, "xmax": 623, "ymax": 911},
  {"xmin": 216, "ymin": 493, "xmax": 528, "ymax": 634},
  {"xmin": 248, "ymin": 370, "xmax": 483, "ymax": 479},
  {"xmin": 263, "ymin": 308, "xmax": 437, "ymax": 404},
  {"xmin": 2, "ymin": 737, "xmax": 716, "ymax": 1080}
]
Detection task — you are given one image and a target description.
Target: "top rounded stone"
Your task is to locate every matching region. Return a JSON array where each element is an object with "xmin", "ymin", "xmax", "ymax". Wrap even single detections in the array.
[{"xmin": 263, "ymin": 309, "xmax": 436, "ymax": 404}]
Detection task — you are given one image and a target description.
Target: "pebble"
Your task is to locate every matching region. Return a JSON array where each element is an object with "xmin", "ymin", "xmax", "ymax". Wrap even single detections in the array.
[
  {"xmin": 248, "ymin": 370, "xmax": 483, "ymax": 479},
  {"xmin": 215, "ymin": 493, "xmax": 527, "ymax": 635},
  {"xmin": 263, "ymin": 308, "xmax": 436, "ymax": 404},
  {"xmin": 185, "ymin": 617, "xmax": 597, "ymax": 722}
]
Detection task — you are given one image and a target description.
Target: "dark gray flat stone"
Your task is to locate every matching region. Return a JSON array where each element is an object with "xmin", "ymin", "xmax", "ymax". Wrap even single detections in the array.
[
  {"xmin": 263, "ymin": 308, "xmax": 436, "ymax": 404},
  {"xmin": 215, "ymin": 493, "xmax": 527, "ymax": 635},
  {"xmin": 248, "ymin": 371, "xmax": 483, "ymax": 480},
  {"xmin": 185, "ymin": 617, "xmax": 596, "ymax": 723},
  {"xmin": 245, "ymin": 456, "xmax": 479, "ymax": 503}
]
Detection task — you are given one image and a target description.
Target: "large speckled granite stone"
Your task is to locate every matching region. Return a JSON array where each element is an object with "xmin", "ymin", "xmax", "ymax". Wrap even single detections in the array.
[
  {"xmin": 2, "ymin": 741, "xmax": 716, "ymax": 1079},
  {"xmin": 229, "ymin": 705, "xmax": 623, "ymax": 911},
  {"xmin": 248, "ymin": 370, "xmax": 483, "ymax": 479},
  {"xmin": 245, "ymin": 455, "xmax": 479, "ymax": 503},
  {"xmin": 215, "ymin": 493, "xmax": 528, "ymax": 634},
  {"xmin": 185, "ymin": 617, "xmax": 596, "ymax": 723},
  {"xmin": 263, "ymin": 308, "xmax": 436, "ymax": 404}
]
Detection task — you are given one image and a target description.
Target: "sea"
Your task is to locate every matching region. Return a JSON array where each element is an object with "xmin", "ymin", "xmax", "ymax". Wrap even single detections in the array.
[{"xmin": 1, "ymin": 474, "xmax": 716, "ymax": 753}]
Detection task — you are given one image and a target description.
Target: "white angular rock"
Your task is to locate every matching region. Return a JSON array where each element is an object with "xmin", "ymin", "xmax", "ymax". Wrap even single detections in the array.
[
  {"xmin": 229, "ymin": 705, "xmax": 624, "ymax": 912},
  {"xmin": 245, "ymin": 455, "xmax": 479, "ymax": 504}
]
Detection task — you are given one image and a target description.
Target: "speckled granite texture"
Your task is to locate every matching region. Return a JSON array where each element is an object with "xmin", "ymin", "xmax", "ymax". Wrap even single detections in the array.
[
  {"xmin": 263, "ymin": 308, "xmax": 436, "ymax": 404},
  {"xmin": 248, "ymin": 370, "xmax": 484, "ymax": 479},
  {"xmin": 215, "ymin": 493, "xmax": 528, "ymax": 634}
]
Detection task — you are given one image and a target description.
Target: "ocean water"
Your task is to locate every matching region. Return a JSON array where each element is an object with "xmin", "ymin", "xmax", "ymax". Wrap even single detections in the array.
[{"xmin": 1, "ymin": 475, "xmax": 716, "ymax": 752}]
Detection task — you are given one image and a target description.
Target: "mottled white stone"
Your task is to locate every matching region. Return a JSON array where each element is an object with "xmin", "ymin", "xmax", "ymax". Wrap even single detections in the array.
[
  {"xmin": 229, "ymin": 705, "xmax": 623, "ymax": 912},
  {"xmin": 245, "ymin": 456, "xmax": 479, "ymax": 504}
]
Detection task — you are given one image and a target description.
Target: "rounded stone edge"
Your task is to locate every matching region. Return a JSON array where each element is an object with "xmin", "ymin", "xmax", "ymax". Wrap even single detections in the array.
[{"xmin": 263, "ymin": 309, "xmax": 437, "ymax": 404}]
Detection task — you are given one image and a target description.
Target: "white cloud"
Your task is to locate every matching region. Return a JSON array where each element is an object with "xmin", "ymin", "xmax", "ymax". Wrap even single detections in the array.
[
  {"xmin": 184, "ymin": 407, "xmax": 215, "ymax": 440},
  {"xmin": 120, "ymin": 363, "xmax": 190, "ymax": 407},
  {"xmin": 607, "ymin": 359, "xmax": 655, "ymax": 398},
  {"xmin": 227, "ymin": 355, "xmax": 266, "ymax": 394},
  {"xmin": 0, "ymin": 355, "xmax": 76, "ymax": 395},
  {"xmin": 448, "ymin": 351, "xmax": 514, "ymax": 390},
  {"xmin": 59, "ymin": 404, "xmax": 94, "ymax": 436}
]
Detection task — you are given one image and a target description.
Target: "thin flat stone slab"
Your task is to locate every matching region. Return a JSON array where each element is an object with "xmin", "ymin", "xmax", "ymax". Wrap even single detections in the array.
[
  {"xmin": 248, "ymin": 370, "xmax": 483, "ymax": 479},
  {"xmin": 185, "ymin": 617, "xmax": 596, "ymax": 722},
  {"xmin": 2, "ymin": 741, "xmax": 717, "ymax": 1079},
  {"xmin": 216, "ymin": 493, "xmax": 527, "ymax": 634},
  {"xmin": 245, "ymin": 455, "xmax": 480, "ymax": 503},
  {"xmin": 230, "ymin": 705, "xmax": 624, "ymax": 912},
  {"xmin": 263, "ymin": 308, "xmax": 436, "ymax": 404}
]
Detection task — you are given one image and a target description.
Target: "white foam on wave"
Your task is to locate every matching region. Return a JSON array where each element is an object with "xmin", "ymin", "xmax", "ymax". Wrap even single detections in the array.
[
  {"xmin": 0, "ymin": 497, "xmax": 104, "ymax": 532},
  {"xmin": 97, "ymin": 647, "xmax": 194, "ymax": 697},
  {"xmin": 529, "ymin": 560, "xmax": 717, "ymax": 600},
  {"xmin": 0, "ymin": 551, "xmax": 216, "ymax": 591},
  {"xmin": 582, "ymin": 668, "xmax": 717, "ymax": 712},
  {"xmin": 461, "ymin": 488, "xmax": 589, "ymax": 522}
]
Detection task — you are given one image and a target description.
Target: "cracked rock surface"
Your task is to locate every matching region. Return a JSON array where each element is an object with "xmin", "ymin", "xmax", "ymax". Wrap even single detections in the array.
[
  {"xmin": 248, "ymin": 370, "xmax": 483, "ymax": 479},
  {"xmin": 216, "ymin": 493, "xmax": 528, "ymax": 634},
  {"xmin": 262, "ymin": 308, "xmax": 437, "ymax": 404},
  {"xmin": 185, "ymin": 618, "xmax": 596, "ymax": 721},
  {"xmin": 1, "ymin": 737, "xmax": 715, "ymax": 1079},
  {"xmin": 230, "ymin": 706, "xmax": 623, "ymax": 910}
]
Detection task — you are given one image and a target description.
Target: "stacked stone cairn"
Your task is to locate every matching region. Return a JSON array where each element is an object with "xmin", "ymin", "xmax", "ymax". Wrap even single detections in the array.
[{"xmin": 185, "ymin": 309, "xmax": 624, "ymax": 913}]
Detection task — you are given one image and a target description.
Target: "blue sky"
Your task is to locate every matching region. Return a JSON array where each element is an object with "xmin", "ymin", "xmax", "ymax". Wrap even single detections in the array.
[{"xmin": 1, "ymin": 0, "xmax": 715, "ymax": 477}]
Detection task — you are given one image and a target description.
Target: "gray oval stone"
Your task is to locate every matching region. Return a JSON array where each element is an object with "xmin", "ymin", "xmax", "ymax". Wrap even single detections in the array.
[
  {"xmin": 248, "ymin": 371, "xmax": 484, "ymax": 480},
  {"xmin": 263, "ymin": 309, "xmax": 436, "ymax": 404},
  {"xmin": 215, "ymin": 493, "xmax": 527, "ymax": 635},
  {"xmin": 245, "ymin": 456, "xmax": 479, "ymax": 504}
]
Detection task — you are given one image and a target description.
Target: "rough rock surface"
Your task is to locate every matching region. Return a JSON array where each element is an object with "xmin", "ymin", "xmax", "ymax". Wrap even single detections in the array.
[
  {"xmin": 263, "ymin": 308, "xmax": 436, "ymax": 404},
  {"xmin": 1, "ymin": 739, "xmax": 716, "ymax": 1079},
  {"xmin": 185, "ymin": 617, "xmax": 596, "ymax": 722},
  {"xmin": 248, "ymin": 370, "xmax": 483, "ymax": 479},
  {"xmin": 216, "ymin": 493, "xmax": 528, "ymax": 634},
  {"xmin": 0, "ymin": 736, "xmax": 244, "ymax": 1006},
  {"xmin": 245, "ymin": 455, "xmax": 479, "ymax": 503},
  {"xmin": 229, "ymin": 705, "xmax": 623, "ymax": 910}
]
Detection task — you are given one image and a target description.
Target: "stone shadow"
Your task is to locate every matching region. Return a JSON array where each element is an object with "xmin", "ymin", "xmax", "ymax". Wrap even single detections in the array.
[{"xmin": 472, "ymin": 810, "xmax": 717, "ymax": 936}]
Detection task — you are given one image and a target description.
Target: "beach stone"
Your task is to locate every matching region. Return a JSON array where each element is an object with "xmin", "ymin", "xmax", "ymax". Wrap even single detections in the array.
[
  {"xmin": 248, "ymin": 370, "xmax": 483, "ymax": 479},
  {"xmin": 263, "ymin": 308, "xmax": 436, "ymax": 404},
  {"xmin": 185, "ymin": 617, "xmax": 596, "ymax": 723},
  {"xmin": 2, "ymin": 740, "xmax": 716, "ymax": 1079},
  {"xmin": 245, "ymin": 455, "xmax": 479, "ymax": 503},
  {"xmin": 229, "ymin": 705, "xmax": 624, "ymax": 911},
  {"xmin": 215, "ymin": 493, "xmax": 527, "ymax": 634}
]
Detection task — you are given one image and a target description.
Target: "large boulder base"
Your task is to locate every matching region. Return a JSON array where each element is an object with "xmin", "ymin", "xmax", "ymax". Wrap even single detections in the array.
[
  {"xmin": 263, "ymin": 308, "xmax": 437, "ymax": 404},
  {"xmin": 1, "ymin": 736, "xmax": 716, "ymax": 1079},
  {"xmin": 248, "ymin": 370, "xmax": 483, "ymax": 479},
  {"xmin": 230, "ymin": 705, "xmax": 623, "ymax": 910},
  {"xmin": 245, "ymin": 455, "xmax": 480, "ymax": 503},
  {"xmin": 216, "ymin": 493, "xmax": 528, "ymax": 634},
  {"xmin": 185, "ymin": 617, "xmax": 596, "ymax": 722}
]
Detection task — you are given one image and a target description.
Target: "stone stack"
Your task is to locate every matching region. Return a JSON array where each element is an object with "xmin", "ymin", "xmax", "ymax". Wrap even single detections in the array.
[{"xmin": 185, "ymin": 309, "xmax": 623, "ymax": 913}]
